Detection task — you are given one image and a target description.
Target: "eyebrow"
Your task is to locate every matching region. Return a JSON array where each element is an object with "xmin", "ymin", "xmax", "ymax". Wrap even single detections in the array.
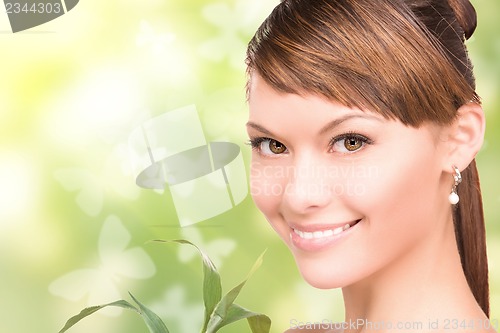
[
  {"xmin": 318, "ymin": 114, "xmax": 383, "ymax": 135},
  {"xmin": 246, "ymin": 122, "xmax": 275, "ymax": 136},
  {"xmin": 246, "ymin": 114, "xmax": 383, "ymax": 137}
]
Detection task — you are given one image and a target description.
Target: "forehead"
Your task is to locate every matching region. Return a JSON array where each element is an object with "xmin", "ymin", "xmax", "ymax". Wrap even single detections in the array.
[{"xmin": 248, "ymin": 73, "xmax": 369, "ymax": 120}]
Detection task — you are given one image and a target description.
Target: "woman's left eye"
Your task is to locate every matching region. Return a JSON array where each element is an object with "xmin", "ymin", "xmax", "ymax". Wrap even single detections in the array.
[{"xmin": 330, "ymin": 133, "xmax": 372, "ymax": 153}]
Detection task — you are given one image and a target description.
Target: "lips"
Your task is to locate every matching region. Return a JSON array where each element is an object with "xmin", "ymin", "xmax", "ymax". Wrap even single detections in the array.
[{"xmin": 289, "ymin": 219, "xmax": 361, "ymax": 251}]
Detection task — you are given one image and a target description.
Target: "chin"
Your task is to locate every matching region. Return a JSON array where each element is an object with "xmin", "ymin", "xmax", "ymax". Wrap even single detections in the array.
[
  {"xmin": 302, "ymin": 276, "xmax": 345, "ymax": 290},
  {"xmin": 292, "ymin": 254, "xmax": 356, "ymax": 290},
  {"xmin": 302, "ymin": 269, "xmax": 356, "ymax": 289}
]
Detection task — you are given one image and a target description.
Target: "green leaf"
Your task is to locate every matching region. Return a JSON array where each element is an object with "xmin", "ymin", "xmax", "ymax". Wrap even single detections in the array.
[
  {"xmin": 222, "ymin": 304, "xmax": 271, "ymax": 333},
  {"xmin": 205, "ymin": 250, "xmax": 267, "ymax": 333},
  {"xmin": 58, "ymin": 300, "xmax": 139, "ymax": 333},
  {"xmin": 152, "ymin": 239, "xmax": 222, "ymax": 332},
  {"xmin": 58, "ymin": 295, "xmax": 170, "ymax": 333},
  {"xmin": 129, "ymin": 292, "xmax": 170, "ymax": 333}
]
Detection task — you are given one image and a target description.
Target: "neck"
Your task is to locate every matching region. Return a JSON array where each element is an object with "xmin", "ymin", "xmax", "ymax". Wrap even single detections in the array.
[{"xmin": 341, "ymin": 215, "xmax": 488, "ymax": 333}]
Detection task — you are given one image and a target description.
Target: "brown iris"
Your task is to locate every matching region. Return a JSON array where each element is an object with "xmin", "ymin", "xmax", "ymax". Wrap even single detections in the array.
[
  {"xmin": 344, "ymin": 136, "xmax": 363, "ymax": 151},
  {"xmin": 269, "ymin": 139, "xmax": 287, "ymax": 154}
]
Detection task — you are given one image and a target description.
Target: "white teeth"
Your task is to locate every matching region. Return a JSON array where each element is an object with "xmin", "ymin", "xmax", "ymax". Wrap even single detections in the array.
[
  {"xmin": 333, "ymin": 226, "xmax": 344, "ymax": 235},
  {"xmin": 313, "ymin": 231, "xmax": 323, "ymax": 238},
  {"xmin": 323, "ymin": 229, "xmax": 334, "ymax": 237},
  {"xmin": 294, "ymin": 223, "xmax": 353, "ymax": 240}
]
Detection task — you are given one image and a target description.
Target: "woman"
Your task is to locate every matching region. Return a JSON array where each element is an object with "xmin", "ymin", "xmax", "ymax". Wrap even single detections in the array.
[{"xmin": 245, "ymin": 0, "xmax": 496, "ymax": 332}]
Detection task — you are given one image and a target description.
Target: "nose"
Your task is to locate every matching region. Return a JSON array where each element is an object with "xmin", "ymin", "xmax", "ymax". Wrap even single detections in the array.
[{"xmin": 281, "ymin": 155, "xmax": 333, "ymax": 214}]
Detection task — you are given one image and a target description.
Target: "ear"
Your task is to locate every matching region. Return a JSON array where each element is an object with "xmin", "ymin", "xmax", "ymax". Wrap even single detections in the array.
[{"xmin": 443, "ymin": 102, "xmax": 485, "ymax": 171}]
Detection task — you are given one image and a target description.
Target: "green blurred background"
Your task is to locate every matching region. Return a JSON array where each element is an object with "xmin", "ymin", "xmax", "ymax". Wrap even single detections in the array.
[{"xmin": 0, "ymin": 1, "xmax": 498, "ymax": 332}]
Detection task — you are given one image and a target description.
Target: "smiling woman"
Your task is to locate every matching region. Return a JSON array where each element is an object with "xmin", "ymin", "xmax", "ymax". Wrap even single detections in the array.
[{"xmin": 245, "ymin": 0, "xmax": 496, "ymax": 332}]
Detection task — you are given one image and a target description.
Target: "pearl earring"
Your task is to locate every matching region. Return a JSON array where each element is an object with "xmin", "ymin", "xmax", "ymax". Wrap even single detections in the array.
[{"xmin": 448, "ymin": 165, "xmax": 462, "ymax": 205}]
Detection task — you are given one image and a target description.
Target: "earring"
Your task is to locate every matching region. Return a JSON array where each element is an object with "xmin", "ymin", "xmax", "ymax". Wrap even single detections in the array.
[{"xmin": 448, "ymin": 165, "xmax": 462, "ymax": 205}]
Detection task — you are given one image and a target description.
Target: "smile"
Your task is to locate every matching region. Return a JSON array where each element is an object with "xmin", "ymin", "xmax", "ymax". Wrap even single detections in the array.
[
  {"xmin": 293, "ymin": 223, "xmax": 352, "ymax": 239},
  {"xmin": 290, "ymin": 219, "xmax": 361, "ymax": 251}
]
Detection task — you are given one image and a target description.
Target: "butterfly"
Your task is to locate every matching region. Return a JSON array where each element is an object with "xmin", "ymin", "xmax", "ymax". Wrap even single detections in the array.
[
  {"xmin": 49, "ymin": 215, "xmax": 156, "ymax": 316},
  {"xmin": 178, "ymin": 227, "xmax": 236, "ymax": 269},
  {"xmin": 136, "ymin": 20, "xmax": 176, "ymax": 56},
  {"xmin": 199, "ymin": 0, "xmax": 279, "ymax": 68},
  {"xmin": 150, "ymin": 285, "xmax": 204, "ymax": 332},
  {"xmin": 53, "ymin": 145, "xmax": 141, "ymax": 217}
]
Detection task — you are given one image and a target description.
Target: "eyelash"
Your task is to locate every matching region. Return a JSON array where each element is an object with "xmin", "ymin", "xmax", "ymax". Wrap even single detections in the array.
[
  {"xmin": 329, "ymin": 131, "xmax": 373, "ymax": 152},
  {"xmin": 247, "ymin": 137, "xmax": 280, "ymax": 152},
  {"xmin": 247, "ymin": 132, "xmax": 373, "ymax": 155}
]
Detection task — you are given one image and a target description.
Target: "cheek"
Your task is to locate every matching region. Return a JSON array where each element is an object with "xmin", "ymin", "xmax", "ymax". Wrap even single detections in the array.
[
  {"xmin": 354, "ymin": 150, "xmax": 442, "ymax": 246},
  {"xmin": 249, "ymin": 161, "xmax": 286, "ymax": 218}
]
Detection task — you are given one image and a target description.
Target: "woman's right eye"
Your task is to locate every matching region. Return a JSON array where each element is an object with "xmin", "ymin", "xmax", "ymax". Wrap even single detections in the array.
[{"xmin": 249, "ymin": 137, "xmax": 288, "ymax": 155}]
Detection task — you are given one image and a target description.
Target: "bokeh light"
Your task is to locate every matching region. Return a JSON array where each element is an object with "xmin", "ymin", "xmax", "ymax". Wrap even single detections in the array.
[{"xmin": 0, "ymin": 1, "xmax": 498, "ymax": 333}]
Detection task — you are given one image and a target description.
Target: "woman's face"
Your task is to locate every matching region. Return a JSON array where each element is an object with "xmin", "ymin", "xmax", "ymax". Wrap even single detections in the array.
[{"xmin": 247, "ymin": 74, "xmax": 452, "ymax": 289}]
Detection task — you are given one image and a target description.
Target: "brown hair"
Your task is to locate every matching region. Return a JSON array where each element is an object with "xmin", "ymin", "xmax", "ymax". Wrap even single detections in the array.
[{"xmin": 246, "ymin": 0, "xmax": 489, "ymax": 316}]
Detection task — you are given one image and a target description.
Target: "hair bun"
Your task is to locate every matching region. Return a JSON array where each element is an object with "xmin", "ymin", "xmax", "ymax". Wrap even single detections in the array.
[{"xmin": 447, "ymin": 0, "xmax": 477, "ymax": 39}]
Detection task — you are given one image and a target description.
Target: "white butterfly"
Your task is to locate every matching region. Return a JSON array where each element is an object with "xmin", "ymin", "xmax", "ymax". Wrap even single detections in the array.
[
  {"xmin": 49, "ymin": 215, "xmax": 156, "ymax": 316},
  {"xmin": 136, "ymin": 20, "xmax": 176, "ymax": 56},
  {"xmin": 198, "ymin": 2, "xmax": 247, "ymax": 68},
  {"xmin": 198, "ymin": 0, "xmax": 279, "ymax": 68},
  {"xmin": 54, "ymin": 168, "xmax": 103, "ymax": 217},
  {"xmin": 178, "ymin": 227, "xmax": 236, "ymax": 269},
  {"xmin": 150, "ymin": 285, "xmax": 204, "ymax": 332},
  {"xmin": 199, "ymin": 87, "xmax": 249, "ymax": 142},
  {"xmin": 53, "ymin": 145, "xmax": 141, "ymax": 217}
]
